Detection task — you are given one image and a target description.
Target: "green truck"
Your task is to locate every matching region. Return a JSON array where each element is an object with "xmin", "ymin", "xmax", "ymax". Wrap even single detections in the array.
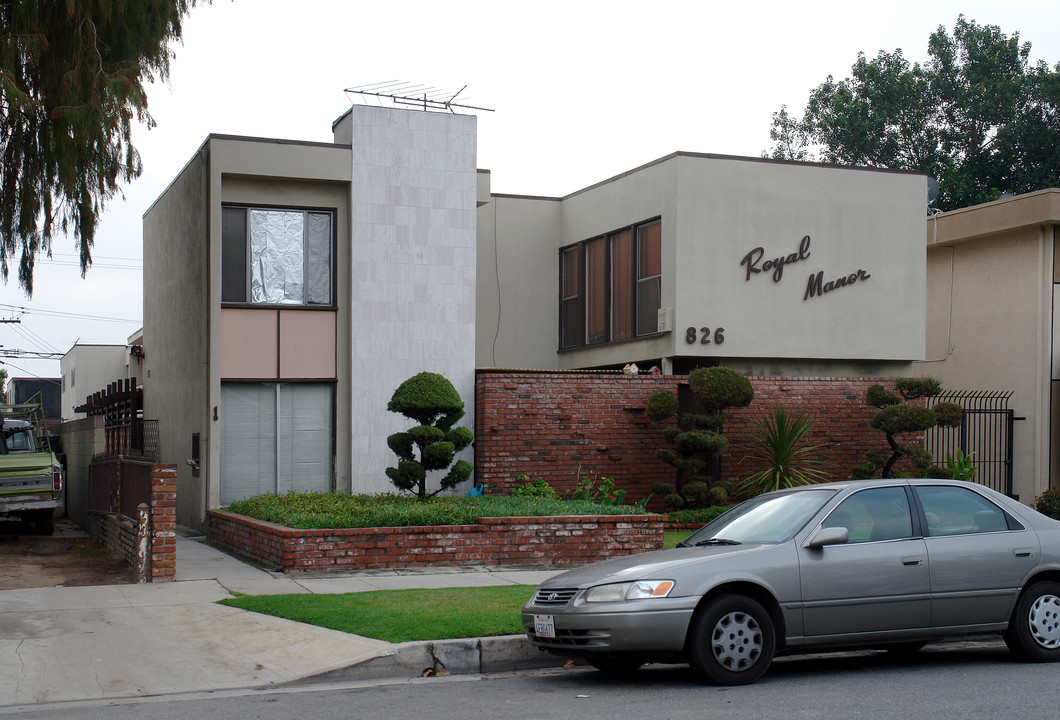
[{"xmin": 0, "ymin": 403, "xmax": 63, "ymax": 535}]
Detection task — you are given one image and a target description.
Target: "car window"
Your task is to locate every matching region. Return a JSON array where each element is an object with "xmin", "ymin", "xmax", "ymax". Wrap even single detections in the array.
[
  {"xmin": 915, "ymin": 485, "xmax": 1011, "ymax": 536},
  {"xmin": 821, "ymin": 487, "xmax": 913, "ymax": 543},
  {"xmin": 682, "ymin": 489, "xmax": 835, "ymax": 545},
  {"xmin": 4, "ymin": 429, "xmax": 32, "ymax": 452}
]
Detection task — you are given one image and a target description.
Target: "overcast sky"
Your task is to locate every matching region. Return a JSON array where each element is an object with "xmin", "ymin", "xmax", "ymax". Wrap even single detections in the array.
[{"xmin": 2, "ymin": 0, "xmax": 1058, "ymax": 385}]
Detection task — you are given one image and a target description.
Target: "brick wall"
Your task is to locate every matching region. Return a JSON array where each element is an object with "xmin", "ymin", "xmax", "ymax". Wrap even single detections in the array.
[
  {"xmin": 207, "ymin": 509, "xmax": 666, "ymax": 572},
  {"xmin": 89, "ymin": 463, "xmax": 177, "ymax": 582},
  {"xmin": 150, "ymin": 465, "xmax": 177, "ymax": 581},
  {"xmin": 475, "ymin": 370, "xmax": 909, "ymax": 503}
]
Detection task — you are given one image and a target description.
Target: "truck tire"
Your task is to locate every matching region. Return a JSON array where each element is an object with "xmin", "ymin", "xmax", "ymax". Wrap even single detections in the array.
[{"xmin": 34, "ymin": 509, "xmax": 54, "ymax": 536}]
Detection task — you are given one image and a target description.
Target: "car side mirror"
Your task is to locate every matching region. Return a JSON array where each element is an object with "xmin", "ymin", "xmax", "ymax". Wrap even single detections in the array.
[{"xmin": 806, "ymin": 526, "xmax": 849, "ymax": 549}]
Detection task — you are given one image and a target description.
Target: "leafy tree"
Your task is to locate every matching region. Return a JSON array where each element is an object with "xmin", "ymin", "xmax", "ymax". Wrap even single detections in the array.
[
  {"xmin": 647, "ymin": 367, "xmax": 753, "ymax": 509},
  {"xmin": 767, "ymin": 16, "xmax": 1060, "ymax": 211},
  {"xmin": 385, "ymin": 372, "xmax": 474, "ymax": 499},
  {"xmin": 0, "ymin": 1, "xmax": 203, "ymax": 295},
  {"xmin": 851, "ymin": 377, "xmax": 963, "ymax": 479}
]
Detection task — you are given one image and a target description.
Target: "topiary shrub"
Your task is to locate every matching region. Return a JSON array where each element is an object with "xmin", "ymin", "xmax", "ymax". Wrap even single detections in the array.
[
  {"xmin": 1035, "ymin": 489, "xmax": 1060, "ymax": 520},
  {"xmin": 647, "ymin": 367, "xmax": 754, "ymax": 510},
  {"xmin": 385, "ymin": 372, "xmax": 474, "ymax": 499},
  {"xmin": 853, "ymin": 377, "xmax": 963, "ymax": 479}
]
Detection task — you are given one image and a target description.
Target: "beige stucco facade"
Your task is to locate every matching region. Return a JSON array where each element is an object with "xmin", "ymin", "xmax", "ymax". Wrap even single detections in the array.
[
  {"xmin": 916, "ymin": 189, "xmax": 1060, "ymax": 503},
  {"xmin": 478, "ymin": 153, "xmax": 927, "ymax": 377},
  {"xmin": 145, "ymin": 106, "xmax": 479, "ymax": 528},
  {"xmin": 144, "ymin": 136, "xmax": 353, "ymax": 527}
]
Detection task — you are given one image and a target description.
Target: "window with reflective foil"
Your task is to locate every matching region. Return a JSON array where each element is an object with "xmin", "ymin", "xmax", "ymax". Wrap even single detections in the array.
[{"xmin": 222, "ymin": 206, "xmax": 333, "ymax": 306}]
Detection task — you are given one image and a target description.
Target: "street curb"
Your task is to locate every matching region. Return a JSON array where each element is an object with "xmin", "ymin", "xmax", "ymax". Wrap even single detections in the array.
[{"xmin": 289, "ymin": 635, "xmax": 571, "ymax": 684}]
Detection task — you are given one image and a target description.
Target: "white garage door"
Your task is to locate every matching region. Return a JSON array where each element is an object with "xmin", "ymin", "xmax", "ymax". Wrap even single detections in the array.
[{"xmin": 220, "ymin": 383, "xmax": 333, "ymax": 504}]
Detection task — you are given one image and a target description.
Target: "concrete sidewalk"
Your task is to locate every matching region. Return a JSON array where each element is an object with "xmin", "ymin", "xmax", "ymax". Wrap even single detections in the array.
[{"xmin": 0, "ymin": 530, "xmax": 563, "ymax": 708}]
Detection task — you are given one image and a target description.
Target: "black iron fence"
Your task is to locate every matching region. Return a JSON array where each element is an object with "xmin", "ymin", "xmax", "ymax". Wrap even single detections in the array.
[{"xmin": 925, "ymin": 389, "xmax": 1015, "ymax": 497}]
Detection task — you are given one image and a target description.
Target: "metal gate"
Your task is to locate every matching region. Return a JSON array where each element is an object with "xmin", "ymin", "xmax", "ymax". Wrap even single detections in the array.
[{"xmin": 925, "ymin": 390, "xmax": 1014, "ymax": 497}]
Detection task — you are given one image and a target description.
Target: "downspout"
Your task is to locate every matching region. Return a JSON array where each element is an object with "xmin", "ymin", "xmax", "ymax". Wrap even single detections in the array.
[{"xmin": 921, "ymin": 209, "xmax": 955, "ymax": 363}]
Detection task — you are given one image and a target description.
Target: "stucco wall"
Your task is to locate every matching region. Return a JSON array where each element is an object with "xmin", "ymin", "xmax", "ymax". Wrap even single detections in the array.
[
  {"xmin": 920, "ymin": 223, "xmax": 1054, "ymax": 501},
  {"xmin": 476, "ymin": 193, "xmax": 562, "ymax": 369},
  {"xmin": 60, "ymin": 345, "xmax": 130, "ymax": 420},
  {"xmin": 143, "ymin": 150, "xmax": 209, "ymax": 527},
  {"xmin": 483, "ymin": 154, "xmax": 926, "ymax": 374}
]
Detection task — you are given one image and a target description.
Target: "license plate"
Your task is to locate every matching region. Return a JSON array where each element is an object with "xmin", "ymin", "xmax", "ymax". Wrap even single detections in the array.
[{"xmin": 534, "ymin": 614, "xmax": 556, "ymax": 639}]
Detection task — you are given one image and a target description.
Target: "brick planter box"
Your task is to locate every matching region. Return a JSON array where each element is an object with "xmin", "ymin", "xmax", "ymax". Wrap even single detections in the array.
[{"xmin": 207, "ymin": 509, "xmax": 667, "ymax": 572}]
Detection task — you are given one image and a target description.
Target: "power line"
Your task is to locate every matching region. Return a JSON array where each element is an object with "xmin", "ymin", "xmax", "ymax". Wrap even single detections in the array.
[{"xmin": 0, "ymin": 303, "xmax": 139, "ymax": 324}]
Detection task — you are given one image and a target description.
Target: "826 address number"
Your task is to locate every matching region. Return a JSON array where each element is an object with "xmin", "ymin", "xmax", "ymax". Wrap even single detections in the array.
[{"xmin": 685, "ymin": 326, "xmax": 725, "ymax": 345}]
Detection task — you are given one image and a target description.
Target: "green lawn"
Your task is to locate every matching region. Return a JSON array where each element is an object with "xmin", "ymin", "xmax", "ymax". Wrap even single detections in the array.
[
  {"xmin": 664, "ymin": 530, "xmax": 692, "ymax": 549},
  {"xmin": 220, "ymin": 585, "xmax": 536, "ymax": 643},
  {"xmin": 221, "ymin": 536, "xmax": 695, "ymax": 642}
]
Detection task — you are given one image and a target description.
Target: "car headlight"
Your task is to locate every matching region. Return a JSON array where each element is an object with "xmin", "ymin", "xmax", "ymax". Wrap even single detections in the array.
[{"xmin": 584, "ymin": 580, "xmax": 675, "ymax": 602}]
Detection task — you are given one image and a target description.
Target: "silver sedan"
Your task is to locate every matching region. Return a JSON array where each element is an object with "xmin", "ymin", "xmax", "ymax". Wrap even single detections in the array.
[{"xmin": 521, "ymin": 478, "xmax": 1060, "ymax": 684}]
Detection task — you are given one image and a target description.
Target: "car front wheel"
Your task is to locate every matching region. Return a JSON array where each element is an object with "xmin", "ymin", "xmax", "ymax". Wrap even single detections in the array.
[
  {"xmin": 688, "ymin": 594, "xmax": 776, "ymax": 685},
  {"xmin": 1004, "ymin": 580, "xmax": 1060, "ymax": 662}
]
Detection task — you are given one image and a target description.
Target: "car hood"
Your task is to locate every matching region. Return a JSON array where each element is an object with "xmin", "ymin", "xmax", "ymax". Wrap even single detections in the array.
[{"xmin": 540, "ymin": 544, "xmax": 768, "ymax": 589}]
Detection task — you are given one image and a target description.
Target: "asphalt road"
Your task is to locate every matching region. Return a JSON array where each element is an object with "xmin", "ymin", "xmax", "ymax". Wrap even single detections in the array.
[{"xmin": 5, "ymin": 639, "xmax": 1058, "ymax": 720}]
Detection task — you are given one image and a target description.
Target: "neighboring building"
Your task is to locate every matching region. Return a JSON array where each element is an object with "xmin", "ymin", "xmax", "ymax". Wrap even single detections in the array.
[
  {"xmin": 144, "ymin": 103, "xmax": 930, "ymax": 529},
  {"xmin": 5, "ymin": 377, "xmax": 61, "ymax": 421},
  {"xmin": 916, "ymin": 189, "xmax": 1060, "ymax": 503},
  {"xmin": 60, "ymin": 337, "xmax": 143, "ymax": 420}
]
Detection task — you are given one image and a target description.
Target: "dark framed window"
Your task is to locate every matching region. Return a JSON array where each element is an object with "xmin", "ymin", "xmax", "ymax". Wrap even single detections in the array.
[
  {"xmin": 560, "ymin": 246, "xmax": 582, "ymax": 349},
  {"xmin": 559, "ymin": 219, "xmax": 661, "ymax": 349},
  {"xmin": 222, "ymin": 206, "xmax": 334, "ymax": 306}
]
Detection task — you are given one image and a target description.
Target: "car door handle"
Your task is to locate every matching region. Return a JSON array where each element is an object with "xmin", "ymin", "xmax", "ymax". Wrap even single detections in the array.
[
  {"xmin": 902, "ymin": 556, "xmax": 923, "ymax": 566},
  {"xmin": 1015, "ymin": 548, "xmax": 1033, "ymax": 558}
]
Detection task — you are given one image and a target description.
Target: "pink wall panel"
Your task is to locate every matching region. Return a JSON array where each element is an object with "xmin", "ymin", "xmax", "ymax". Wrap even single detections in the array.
[
  {"xmin": 279, "ymin": 310, "xmax": 336, "ymax": 379},
  {"xmin": 220, "ymin": 309, "xmax": 278, "ymax": 379}
]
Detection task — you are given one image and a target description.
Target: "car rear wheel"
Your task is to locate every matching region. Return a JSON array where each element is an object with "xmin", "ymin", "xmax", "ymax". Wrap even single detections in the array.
[
  {"xmin": 587, "ymin": 656, "xmax": 644, "ymax": 677},
  {"xmin": 688, "ymin": 594, "xmax": 776, "ymax": 685},
  {"xmin": 1004, "ymin": 581, "xmax": 1060, "ymax": 662}
]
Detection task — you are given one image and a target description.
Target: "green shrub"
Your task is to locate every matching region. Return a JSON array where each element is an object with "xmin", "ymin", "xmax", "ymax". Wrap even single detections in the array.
[
  {"xmin": 645, "ymin": 389, "xmax": 679, "ymax": 422},
  {"xmin": 946, "ymin": 448, "xmax": 976, "ymax": 481},
  {"xmin": 866, "ymin": 385, "xmax": 900, "ymax": 408},
  {"xmin": 646, "ymin": 367, "xmax": 753, "ymax": 510},
  {"xmin": 688, "ymin": 367, "xmax": 755, "ymax": 413},
  {"xmin": 854, "ymin": 377, "xmax": 963, "ymax": 479},
  {"xmin": 385, "ymin": 372, "xmax": 474, "ymax": 499},
  {"xmin": 895, "ymin": 377, "xmax": 943, "ymax": 399},
  {"xmin": 1035, "ymin": 489, "xmax": 1060, "ymax": 520},
  {"xmin": 511, "ymin": 475, "xmax": 558, "ymax": 499},
  {"xmin": 668, "ymin": 505, "xmax": 731, "ymax": 525}
]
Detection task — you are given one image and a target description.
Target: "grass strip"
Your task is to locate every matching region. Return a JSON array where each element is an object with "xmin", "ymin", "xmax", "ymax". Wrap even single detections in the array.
[
  {"xmin": 220, "ymin": 585, "xmax": 536, "ymax": 643},
  {"xmin": 663, "ymin": 530, "xmax": 692, "ymax": 549}
]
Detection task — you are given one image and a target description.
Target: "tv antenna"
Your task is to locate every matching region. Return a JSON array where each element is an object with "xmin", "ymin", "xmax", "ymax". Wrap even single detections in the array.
[{"xmin": 345, "ymin": 81, "xmax": 493, "ymax": 114}]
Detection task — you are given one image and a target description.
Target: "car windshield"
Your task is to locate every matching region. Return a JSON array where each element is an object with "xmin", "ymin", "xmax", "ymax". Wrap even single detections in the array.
[{"xmin": 679, "ymin": 489, "xmax": 836, "ymax": 546}]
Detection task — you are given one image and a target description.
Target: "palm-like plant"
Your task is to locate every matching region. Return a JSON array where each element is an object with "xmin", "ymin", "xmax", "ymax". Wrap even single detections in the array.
[{"xmin": 740, "ymin": 407, "xmax": 830, "ymax": 496}]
